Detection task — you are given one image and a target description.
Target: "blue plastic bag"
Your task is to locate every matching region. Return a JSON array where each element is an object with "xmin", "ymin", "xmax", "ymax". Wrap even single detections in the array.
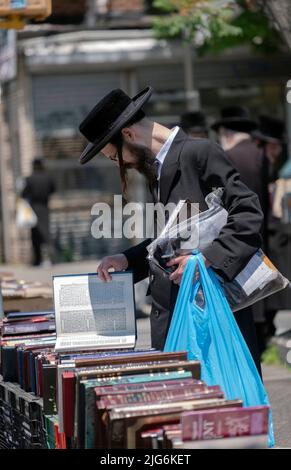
[{"xmin": 164, "ymin": 252, "xmax": 274, "ymax": 447}]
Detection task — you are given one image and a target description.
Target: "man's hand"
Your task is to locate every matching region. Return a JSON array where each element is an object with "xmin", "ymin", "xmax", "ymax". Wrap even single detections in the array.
[
  {"xmin": 97, "ymin": 254, "xmax": 128, "ymax": 282},
  {"xmin": 167, "ymin": 254, "xmax": 211, "ymax": 285}
]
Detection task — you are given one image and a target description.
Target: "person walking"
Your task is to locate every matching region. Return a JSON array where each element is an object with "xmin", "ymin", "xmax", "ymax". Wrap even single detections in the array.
[{"xmin": 22, "ymin": 158, "xmax": 56, "ymax": 266}]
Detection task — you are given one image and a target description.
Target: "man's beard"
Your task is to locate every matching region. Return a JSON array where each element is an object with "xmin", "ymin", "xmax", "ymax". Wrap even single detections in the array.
[{"xmin": 123, "ymin": 142, "xmax": 156, "ymax": 185}]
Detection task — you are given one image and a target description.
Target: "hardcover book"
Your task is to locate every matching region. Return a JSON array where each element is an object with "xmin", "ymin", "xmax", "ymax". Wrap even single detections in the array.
[
  {"xmin": 53, "ymin": 272, "xmax": 136, "ymax": 352},
  {"xmin": 181, "ymin": 406, "xmax": 269, "ymax": 441},
  {"xmin": 106, "ymin": 398, "xmax": 243, "ymax": 448}
]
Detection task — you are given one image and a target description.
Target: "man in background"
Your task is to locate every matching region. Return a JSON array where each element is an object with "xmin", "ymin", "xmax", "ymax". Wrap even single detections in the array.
[
  {"xmin": 253, "ymin": 116, "xmax": 291, "ymax": 344},
  {"xmin": 212, "ymin": 106, "xmax": 270, "ymax": 355},
  {"xmin": 22, "ymin": 158, "xmax": 56, "ymax": 266},
  {"xmin": 179, "ymin": 111, "xmax": 209, "ymax": 139}
]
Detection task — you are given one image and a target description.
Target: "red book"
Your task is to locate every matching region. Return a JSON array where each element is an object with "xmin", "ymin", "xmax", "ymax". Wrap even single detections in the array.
[
  {"xmin": 98, "ymin": 385, "xmax": 224, "ymax": 408},
  {"xmin": 62, "ymin": 372, "xmax": 76, "ymax": 438},
  {"xmin": 94, "ymin": 378, "xmax": 203, "ymax": 397},
  {"xmin": 181, "ymin": 406, "xmax": 269, "ymax": 441}
]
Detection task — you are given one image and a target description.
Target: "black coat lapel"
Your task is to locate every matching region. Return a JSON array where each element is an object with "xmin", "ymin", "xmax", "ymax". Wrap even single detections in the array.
[{"xmin": 159, "ymin": 129, "xmax": 186, "ymax": 204}]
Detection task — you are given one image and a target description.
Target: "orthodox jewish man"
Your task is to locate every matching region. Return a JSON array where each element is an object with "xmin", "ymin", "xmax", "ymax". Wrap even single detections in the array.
[{"xmin": 78, "ymin": 86, "xmax": 264, "ymax": 375}]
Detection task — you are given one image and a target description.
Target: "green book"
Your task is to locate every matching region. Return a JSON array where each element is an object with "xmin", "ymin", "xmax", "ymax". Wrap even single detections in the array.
[{"xmin": 81, "ymin": 370, "xmax": 193, "ymax": 449}]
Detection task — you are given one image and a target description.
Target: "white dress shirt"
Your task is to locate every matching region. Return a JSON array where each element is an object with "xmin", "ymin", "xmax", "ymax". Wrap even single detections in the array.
[{"xmin": 154, "ymin": 126, "xmax": 180, "ymax": 198}]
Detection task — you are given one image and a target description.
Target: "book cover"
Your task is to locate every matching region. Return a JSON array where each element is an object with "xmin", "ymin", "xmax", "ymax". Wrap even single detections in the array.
[
  {"xmin": 42, "ymin": 364, "xmax": 57, "ymax": 415},
  {"xmin": 82, "ymin": 371, "xmax": 194, "ymax": 449},
  {"xmin": 2, "ymin": 346, "xmax": 18, "ymax": 382},
  {"xmin": 94, "ymin": 377, "xmax": 202, "ymax": 396},
  {"xmin": 95, "ymin": 387, "xmax": 224, "ymax": 449},
  {"xmin": 75, "ymin": 351, "xmax": 188, "ymax": 368},
  {"xmin": 107, "ymin": 398, "xmax": 243, "ymax": 448},
  {"xmin": 174, "ymin": 434, "xmax": 269, "ymax": 449},
  {"xmin": 62, "ymin": 372, "xmax": 76, "ymax": 438},
  {"xmin": 98, "ymin": 385, "xmax": 223, "ymax": 408},
  {"xmin": 1, "ymin": 320, "xmax": 55, "ymax": 336},
  {"xmin": 181, "ymin": 405, "xmax": 269, "ymax": 441}
]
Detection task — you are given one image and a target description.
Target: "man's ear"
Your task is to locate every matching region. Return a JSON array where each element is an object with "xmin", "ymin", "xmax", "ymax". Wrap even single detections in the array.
[{"xmin": 121, "ymin": 126, "xmax": 135, "ymax": 143}]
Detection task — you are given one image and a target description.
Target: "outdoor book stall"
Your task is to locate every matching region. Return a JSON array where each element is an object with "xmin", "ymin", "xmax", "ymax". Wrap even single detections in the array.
[{"xmin": 0, "ymin": 272, "xmax": 270, "ymax": 449}]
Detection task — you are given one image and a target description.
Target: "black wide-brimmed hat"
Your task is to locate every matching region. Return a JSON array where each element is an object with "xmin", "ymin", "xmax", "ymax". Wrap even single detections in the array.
[
  {"xmin": 211, "ymin": 106, "xmax": 257, "ymax": 133},
  {"xmin": 79, "ymin": 86, "xmax": 153, "ymax": 164},
  {"xmin": 252, "ymin": 115, "xmax": 285, "ymax": 143},
  {"xmin": 180, "ymin": 111, "xmax": 208, "ymax": 133}
]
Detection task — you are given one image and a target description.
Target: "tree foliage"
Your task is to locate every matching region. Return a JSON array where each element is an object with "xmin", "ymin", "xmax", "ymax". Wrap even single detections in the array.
[{"xmin": 152, "ymin": 0, "xmax": 281, "ymax": 55}]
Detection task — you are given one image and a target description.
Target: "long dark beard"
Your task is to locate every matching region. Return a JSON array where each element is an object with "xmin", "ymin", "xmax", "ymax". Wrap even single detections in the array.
[{"xmin": 123, "ymin": 141, "xmax": 156, "ymax": 185}]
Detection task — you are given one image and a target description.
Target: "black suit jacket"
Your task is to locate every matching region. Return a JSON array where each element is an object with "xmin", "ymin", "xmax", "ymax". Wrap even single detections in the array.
[
  {"xmin": 123, "ymin": 130, "xmax": 263, "ymax": 283},
  {"xmin": 122, "ymin": 130, "xmax": 263, "ymax": 358}
]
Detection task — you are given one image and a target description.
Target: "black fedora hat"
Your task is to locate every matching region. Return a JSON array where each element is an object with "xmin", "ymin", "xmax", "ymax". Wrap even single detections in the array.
[
  {"xmin": 79, "ymin": 86, "xmax": 153, "ymax": 165},
  {"xmin": 180, "ymin": 111, "xmax": 208, "ymax": 133},
  {"xmin": 211, "ymin": 106, "xmax": 257, "ymax": 133},
  {"xmin": 252, "ymin": 115, "xmax": 285, "ymax": 143}
]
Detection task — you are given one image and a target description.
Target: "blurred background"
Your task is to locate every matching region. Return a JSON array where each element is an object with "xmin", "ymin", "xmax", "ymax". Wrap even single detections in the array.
[{"xmin": 0, "ymin": 0, "xmax": 290, "ymax": 266}]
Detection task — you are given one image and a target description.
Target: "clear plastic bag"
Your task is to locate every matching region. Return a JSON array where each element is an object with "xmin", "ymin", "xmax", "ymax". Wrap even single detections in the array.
[{"xmin": 147, "ymin": 188, "xmax": 290, "ymax": 311}]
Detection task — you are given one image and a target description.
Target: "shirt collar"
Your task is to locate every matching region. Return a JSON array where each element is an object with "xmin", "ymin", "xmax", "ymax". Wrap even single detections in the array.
[{"xmin": 155, "ymin": 126, "xmax": 180, "ymax": 179}]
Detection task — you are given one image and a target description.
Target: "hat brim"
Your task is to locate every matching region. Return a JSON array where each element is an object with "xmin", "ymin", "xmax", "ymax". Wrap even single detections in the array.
[
  {"xmin": 211, "ymin": 117, "xmax": 257, "ymax": 133},
  {"xmin": 79, "ymin": 86, "xmax": 153, "ymax": 165},
  {"xmin": 252, "ymin": 129, "xmax": 284, "ymax": 144}
]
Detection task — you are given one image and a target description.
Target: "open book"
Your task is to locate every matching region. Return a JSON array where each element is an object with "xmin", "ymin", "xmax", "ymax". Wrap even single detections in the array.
[{"xmin": 53, "ymin": 272, "xmax": 136, "ymax": 352}]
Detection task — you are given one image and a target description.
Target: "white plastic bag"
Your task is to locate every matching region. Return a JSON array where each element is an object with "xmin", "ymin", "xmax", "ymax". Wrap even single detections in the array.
[
  {"xmin": 147, "ymin": 188, "xmax": 290, "ymax": 311},
  {"xmin": 16, "ymin": 198, "xmax": 38, "ymax": 229}
]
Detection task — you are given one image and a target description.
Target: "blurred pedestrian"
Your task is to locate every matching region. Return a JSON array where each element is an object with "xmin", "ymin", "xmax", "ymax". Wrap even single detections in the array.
[
  {"xmin": 253, "ymin": 116, "xmax": 291, "ymax": 342},
  {"xmin": 252, "ymin": 115, "xmax": 285, "ymax": 182},
  {"xmin": 180, "ymin": 111, "xmax": 209, "ymax": 138},
  {"xmin": 212, "ymin": 106, "xmax": 269, "ymax": 355},
  {"xmin": 22, "ymin": 158, "xmax": 56, "ymax": 266}
]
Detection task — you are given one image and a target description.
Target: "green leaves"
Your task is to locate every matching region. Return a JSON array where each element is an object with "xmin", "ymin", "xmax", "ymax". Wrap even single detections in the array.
[{"xmin": 151, "ymin": 0, "xmax": 281, "ymax": 55}]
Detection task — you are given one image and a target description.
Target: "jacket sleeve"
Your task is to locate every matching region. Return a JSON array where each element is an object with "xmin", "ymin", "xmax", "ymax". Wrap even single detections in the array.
[
  {"xmin": 196, "ymin": 141, "xmax": 264, "ymax": 281},
  {"xmin": 122, "ymin": 239, "xmax": 151, "ymax": 283}
]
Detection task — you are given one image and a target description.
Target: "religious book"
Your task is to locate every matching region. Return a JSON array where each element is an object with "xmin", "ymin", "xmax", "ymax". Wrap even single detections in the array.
[
  {"xmin": 42, "ymin": 364, "xmax": 57, "ymax": 415},
  {"xmin": 181, "ymin": 406, "xmax": 269, "ymax": 441},
  {"xmin": 173, "ymin": 434, "xmax": 269, "ymax": 449},
  {"xmin": 53, "ymin": 272, "xmax": 136, "ymax": 352},
  {"xmin": 85, "ymin": 371, "xmax": 195, "ymax": 449},
  {"xmin": 1, "ymin": 319, "xmax": 55, "ymax": 336},
  {"xmin": 95, "ymin": 387, "xmax": 224, "ymax": 449},
  {"xmin": 94, "ymin": 377, "xmax": 203, "ymax": 396},
  {"xmin": 105, "ymin": 398, "xmax": 243, "ymax": 448},
  {"xmin": 97, "ymin": 385, "xmax": 223, "ymax": 408},
  {"xmin": 75, "ymin": 360, "xmax": 201, "ymax": 382},
  {"xmin": 62, "ymin": 372, "xmax": 76, "ymax": 438},
  {"xmin": 74, "ymin": 350, "xmax": 188, "ymax": 367},
  {"xmin": 5, "ymin": 310, "xmax": 54, "ymax": 321}
]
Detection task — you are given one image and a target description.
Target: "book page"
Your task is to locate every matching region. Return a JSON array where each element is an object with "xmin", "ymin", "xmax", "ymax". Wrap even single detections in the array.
[{"xmin": 53, "ymin": 272, "xmax": 136, "ymax": 352}]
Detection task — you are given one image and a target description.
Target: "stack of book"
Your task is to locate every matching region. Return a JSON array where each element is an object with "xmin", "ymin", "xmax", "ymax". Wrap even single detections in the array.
[
  {"xmin": 0, "ymin": 377, "xmax": 46, "ymax": 449},
  {"xmin": 0, "ymin": 338, "xmax": 270, "ymax": 449},
  {"xmin": 0, "ymin": 310, "xmax": 56, "ymax": 392},
  {"xmin": 0, "ymin": 274, "xmax": 53, "ymax": 313},
  {"xmin": 140, "ymin": 406, "xmax": 269, "ymax": 449},
  {"xmin": 0, "ymin": 271, "xmax": 270, "ymax": 449},
  {"xmin": 1, "ymin": 279, "xmax": 52, "ymax": 300}
]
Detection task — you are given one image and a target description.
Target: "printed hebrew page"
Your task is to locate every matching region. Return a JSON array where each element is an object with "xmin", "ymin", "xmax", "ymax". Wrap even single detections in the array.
[{"xmin": 53, "ymin": 272, "xmax": 136, "ymax": 352}]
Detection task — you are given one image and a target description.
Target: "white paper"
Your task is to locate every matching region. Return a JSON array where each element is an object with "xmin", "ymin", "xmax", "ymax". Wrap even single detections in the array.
[
  {"xmin": 235, "ymin": 253, "xmax": 276, "ymax": 297},
  {"xmin": 53, "ymin": 272, "xmax": 136, "ymax": 352}
]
